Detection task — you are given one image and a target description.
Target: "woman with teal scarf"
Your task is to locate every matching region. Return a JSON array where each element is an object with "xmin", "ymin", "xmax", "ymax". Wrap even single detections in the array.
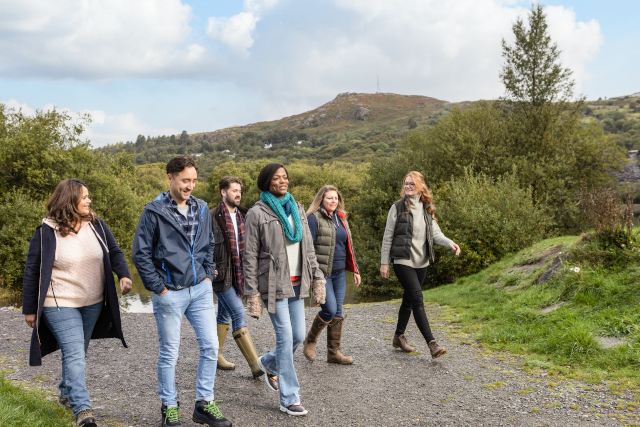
[{"xmin": 243, "ymin": 163, "xmax": 326, "ymax": 416}]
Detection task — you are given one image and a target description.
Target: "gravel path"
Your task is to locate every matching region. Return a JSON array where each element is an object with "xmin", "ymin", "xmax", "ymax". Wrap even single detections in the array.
[{"xmin": 0, "ymin": 302, "xmax": 636, "ymax": 426}]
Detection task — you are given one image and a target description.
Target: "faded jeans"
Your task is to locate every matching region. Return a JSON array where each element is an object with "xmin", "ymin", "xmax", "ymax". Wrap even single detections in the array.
[
  {"xmin": 318, "ymin": 269, "xmax": 347, "ymax": 322},
  {"xmin": 42, "ymin": 301, "xmax": 103, "ymax": 416},
  {"xmin": 152, "ymin": 280, "xmax": 218, "ymax": 407},
  {"xmin": 215, "ymin": 286, "xmax": 246, "ymax": 332},
  {"xmin": 260, "ymin": 284, "xmax": 306, "ymax": 407}
]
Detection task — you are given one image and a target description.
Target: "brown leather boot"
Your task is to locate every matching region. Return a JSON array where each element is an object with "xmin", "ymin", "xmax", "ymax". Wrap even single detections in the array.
[
  {"xmin": 327, "ymin": 317, "xmax": 354, "ymax": 364},
  {"xmin": 233, "ymin": 327, "xmax": 264, "ymax": 378},
  {"xmin": 216, "ymin": 324, "xmax": 235, "ymax": 370},
  {"xmin": 392, "ymin": 334, "xmax": 415, "ymax": 353},
  {"xmin": 428, "ymin": 340, "xmax": 447, "ymax": 359},
  {"xmin": 303, "ymin": 313, "xmax": 329, "ymax": 361}
]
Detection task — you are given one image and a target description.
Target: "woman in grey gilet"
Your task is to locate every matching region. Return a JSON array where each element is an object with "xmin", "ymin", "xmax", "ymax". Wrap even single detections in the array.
[{"xmin": 380, "ymin": 171, "xmax": 461, "ymax": 359}]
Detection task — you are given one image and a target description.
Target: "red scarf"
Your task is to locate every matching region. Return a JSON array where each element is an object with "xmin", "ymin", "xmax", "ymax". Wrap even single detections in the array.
[{"xmin": 221, "ymin": 203, "xmax": 245, "ymax": 296}]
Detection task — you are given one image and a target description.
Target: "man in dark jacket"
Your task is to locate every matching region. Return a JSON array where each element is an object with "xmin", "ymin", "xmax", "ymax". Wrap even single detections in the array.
[
  {"xmin": 132, "ymin": 156, "xmax": 231, "ymax": 427},
  {"xmin": 210, "ymin": 176, "xmax": 263, "ymax": 379}
]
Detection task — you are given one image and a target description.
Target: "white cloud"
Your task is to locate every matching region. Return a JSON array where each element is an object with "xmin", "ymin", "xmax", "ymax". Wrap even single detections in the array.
[
  {"xmin": 1, "ymin": 99, "xmax": 178, "ymax": 147},
  {"xmin": 0, "ymin": 0, "xmax": 205, "ymax": 79},
  {"xmin": 207, "ymin": 12, "xmax": 259, "ymax": 57}
]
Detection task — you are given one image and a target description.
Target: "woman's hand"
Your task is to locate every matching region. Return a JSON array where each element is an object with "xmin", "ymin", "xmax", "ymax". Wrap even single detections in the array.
[
  {"xmin": 380, "ymin": 264, "xmax": 390, "ymax": 279},
  {"xmin": 354, "ymin": 273, "xmax": 362, "ymax": 287},
  {"xmin": 24, "ymin": 314, "xmax": 36, "ymax": 328},
  {"xmin": 449, "ymin": 242, "xmax": 461, "ymax": 256},
  {"xmin": 119, "ymin": 277, "xmax": 133, "ymax": 295}
]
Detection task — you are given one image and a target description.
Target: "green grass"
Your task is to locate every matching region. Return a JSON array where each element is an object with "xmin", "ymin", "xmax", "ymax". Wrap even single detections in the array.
[
  {"xmin": 425, "ymin": 234, "xmax": 640, "ymax": 387},
  {"xmin": 0, "ymin": 375, "xmax": 74, "ymax": 427}
]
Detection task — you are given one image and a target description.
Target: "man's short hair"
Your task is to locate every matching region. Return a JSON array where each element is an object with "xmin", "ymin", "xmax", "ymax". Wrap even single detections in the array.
[
  {"xmin": 166, "ymin": 156, "xmax": 198, "ymax": 175},
  {"xmin": 219, "ymin": 176, "xmax": 243, "ymax": 193}
]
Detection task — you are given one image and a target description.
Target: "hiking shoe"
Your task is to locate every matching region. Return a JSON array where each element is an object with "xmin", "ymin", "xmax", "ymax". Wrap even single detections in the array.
[
  {"xmin": 193, "ymin": 400, "xmax": 232, "ymax": 427},
  {"xmin": 280, "ymin": 404, "xmax": 308, "ymax": 416},
  {"xmin": 257, "ymin": 356, "xmax": 278, "ymax": 391},
  {"xmin": 161, "ymin": 404, "xmax": 181, "ymax": 427},
  {"xmin": 392, "ymin": 334, "xmax": 415, "ymax": 353},
  {"xmin": 75, "ymin": 409, "xmax": 97, "ymax": 427},
  {"xmin": 428, "ymin": 340, "xmax": 447, "ymax": 359},
  {"xmin": 58, "ymin": 396, "xmax": 72, "ymax": 411}
]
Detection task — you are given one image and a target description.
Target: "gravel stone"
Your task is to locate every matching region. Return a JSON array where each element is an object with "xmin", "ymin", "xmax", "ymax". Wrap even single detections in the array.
[{"xmin": 1, "ymin": 302, "xmax": 637, "ymax": 426}]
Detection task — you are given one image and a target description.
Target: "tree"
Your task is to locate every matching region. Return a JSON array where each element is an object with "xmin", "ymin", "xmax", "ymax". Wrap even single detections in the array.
[
  {"xmin": 408, "ymin": 117, "xmax": 418, "ymax": 129},
  {"xmin": 179, "ymin": 130, "xmax": 189, "ymax": 146},
  {"xmin": 500, "ymin": 3, "xmax": 574, "ymax": 107}
]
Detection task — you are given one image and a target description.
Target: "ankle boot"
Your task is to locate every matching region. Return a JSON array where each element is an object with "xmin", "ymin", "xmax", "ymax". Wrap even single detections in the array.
[
  {"xmin": 303, "ymin": 313, "xmax": 329, "ymax": 361},
  {"xmin": 232, "ymin": 326, "xmax": 263, "ymax": 378},
  {"xmin": 326, "ymin": 317, "xmax": 354, "ymax": 364},
  {"xmin": 392, "ymin": 334, "xmax": 415, "ymax": 353},
  {"xmin": 428, "ymin": 340, "xmax": 447, "ymax": 359},
  {"xmin": 216, "ymin": 324, "xmax": 235, "ymax": 370}
]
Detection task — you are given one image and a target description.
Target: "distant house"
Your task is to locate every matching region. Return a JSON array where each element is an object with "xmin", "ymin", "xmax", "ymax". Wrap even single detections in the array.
[
  {"xmin": 190, "ymin": 153, "xmax": 203, "ymax": 157},
  {"xmin": 297, "ymin": 140, "xmax": 303, "ymax": 145},
  {"xmin": 264, "ymin": 143, "xmax": 272, "ymax": 149},
  {"xmin": 229, "ymin": 153, "xmax": 236, "ymax": 158},
  {"xmin": 222, "ymin": 149, "xmax": 230, "ymax": 153}
]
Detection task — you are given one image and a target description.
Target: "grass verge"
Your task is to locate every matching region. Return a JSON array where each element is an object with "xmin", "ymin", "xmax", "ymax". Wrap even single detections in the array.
[
  {"xmin": 0, "ymin": 374, "xmax": 74, "ymax": 427},
  {"xmin": 425, "ymin": 234, "xmax": 640, "ymax": 391}
]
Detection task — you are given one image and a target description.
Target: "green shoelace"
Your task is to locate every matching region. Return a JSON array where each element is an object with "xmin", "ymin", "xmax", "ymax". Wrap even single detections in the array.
[
  {"xmin": 203, "ymin": 400, "xmax": 224, "ymax": 418},
  {"xmin": 164, "ymin": 406, "xmax": 179, "ymax": 423}
]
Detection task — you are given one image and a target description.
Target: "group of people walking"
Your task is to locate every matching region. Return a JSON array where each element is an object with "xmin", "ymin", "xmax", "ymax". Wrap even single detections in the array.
[{"xmin": 21, "ymin": 155, "xmax": 460, "ymax": 427}]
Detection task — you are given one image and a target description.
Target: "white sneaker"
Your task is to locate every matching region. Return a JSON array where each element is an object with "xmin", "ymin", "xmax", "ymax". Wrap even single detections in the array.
[
  {"xmin": 256, "ymin": 356, "xmax": 278, "ymax": 391},
  {"xmin": 280, "ymin": 404, "xmax": 308, "ymax": 416}
]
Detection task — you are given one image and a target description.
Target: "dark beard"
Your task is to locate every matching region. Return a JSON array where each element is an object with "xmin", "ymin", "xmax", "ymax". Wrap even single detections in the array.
[{"xmin": 225, "ymin": 195, "xmax": 240, "ymax": 209}]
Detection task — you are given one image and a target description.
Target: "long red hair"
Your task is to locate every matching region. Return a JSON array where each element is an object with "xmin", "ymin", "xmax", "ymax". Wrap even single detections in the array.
[{"xmin": 400, "ymin": 171, "xmax": 436, "ymax": 220}]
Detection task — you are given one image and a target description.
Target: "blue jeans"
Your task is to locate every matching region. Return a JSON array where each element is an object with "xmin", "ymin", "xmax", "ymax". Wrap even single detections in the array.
[
  {"xmin": 319, "ymin": 269, "xmax": 347, "ymax": 322},
  {"xmin": 152, "ymin": 280, "xmax": 218, "ymax": 406},
  {"xmin": 215, "ymin": 287, "xmax": 246, "ymax": 332},
  {"xmin": 260, "ymin": 284, "xmax": 305, "ymax": 407},
  {"xmin": 42, "ymin": 301, "xmax": 103, "ymax": 416}
]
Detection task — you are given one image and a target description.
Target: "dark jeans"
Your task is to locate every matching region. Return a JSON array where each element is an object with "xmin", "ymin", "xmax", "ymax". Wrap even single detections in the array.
[{"xmin": 392, "ymin": 264, "xmax": 435, "ymax": 343}]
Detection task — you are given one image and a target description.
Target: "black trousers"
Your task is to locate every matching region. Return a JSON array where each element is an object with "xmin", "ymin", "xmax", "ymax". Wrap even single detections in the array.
[{"xmin": 393, "ymin": 264, "xmax": 435, "ymax": 343}]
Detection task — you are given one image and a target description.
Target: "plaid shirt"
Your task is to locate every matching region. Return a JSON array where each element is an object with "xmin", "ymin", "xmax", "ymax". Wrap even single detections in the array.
[{"xmin": 163, "ymin": 191, "xmax": 199, "ymax": 246}]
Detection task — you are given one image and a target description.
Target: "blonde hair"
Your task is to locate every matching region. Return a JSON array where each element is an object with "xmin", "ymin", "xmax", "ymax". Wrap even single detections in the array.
[
  {"xmin": 400, "ymin": 171, "xmax": 437, "ymax": 220},
  {"xmin": 306, "ymin": 185, "xmax": 346, "ymax": 217}
]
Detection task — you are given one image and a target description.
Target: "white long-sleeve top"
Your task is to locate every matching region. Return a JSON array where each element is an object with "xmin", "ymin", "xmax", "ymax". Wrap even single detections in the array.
[{"xmin": 380, "ymin": 195, "xmax": 453, "ymax": 268}]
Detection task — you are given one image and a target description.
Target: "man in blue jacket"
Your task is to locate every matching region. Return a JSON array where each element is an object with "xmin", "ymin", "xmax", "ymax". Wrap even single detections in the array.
[{"xmin": 132, "ymin": 156, "xmax": 231, "ymax": 427}]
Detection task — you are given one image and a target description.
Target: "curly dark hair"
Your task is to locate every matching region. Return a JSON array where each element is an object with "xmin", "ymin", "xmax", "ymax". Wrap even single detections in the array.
[
  {"xmin": 257, "ymin": 163, "xmax": 288, "ymax": 192},
  {"xmin": 46, "ymin": 179, "xmax": 96, "ymax": 237}
]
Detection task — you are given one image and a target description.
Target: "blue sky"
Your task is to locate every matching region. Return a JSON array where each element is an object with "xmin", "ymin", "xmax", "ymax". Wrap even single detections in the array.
[{"xmin": 0, "ymin": 0, "xmax": 637, "ymax": 147}]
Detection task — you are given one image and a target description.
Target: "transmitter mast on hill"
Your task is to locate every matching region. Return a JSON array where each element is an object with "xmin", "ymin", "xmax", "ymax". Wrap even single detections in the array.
[{"xmin": 376, "ymin": 76, "xmax": 380, "ymax": 93}]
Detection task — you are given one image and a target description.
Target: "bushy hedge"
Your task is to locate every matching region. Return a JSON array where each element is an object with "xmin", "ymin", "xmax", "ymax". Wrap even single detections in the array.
[{"xmin": 424, "ymin": 169, "xmax": 552, "ymax": 286}]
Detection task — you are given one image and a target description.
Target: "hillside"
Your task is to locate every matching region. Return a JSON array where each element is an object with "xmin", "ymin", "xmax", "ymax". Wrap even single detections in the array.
[
  {"xmin": 96, "ymin": 93, "xmax": 470, "ymax": 176},
  {"xmin": 95, "ymin": 92, "xmax": 639, "ymax": 180},
  {"xmin": 425, "ymin": 233, "xmax": 640, "ymax": 386}
]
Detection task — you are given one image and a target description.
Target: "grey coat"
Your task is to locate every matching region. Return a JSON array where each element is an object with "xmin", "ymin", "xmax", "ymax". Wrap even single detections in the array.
[{"xmin": 243, "ymin": 200, "xmax": 324, "ymax": 313}]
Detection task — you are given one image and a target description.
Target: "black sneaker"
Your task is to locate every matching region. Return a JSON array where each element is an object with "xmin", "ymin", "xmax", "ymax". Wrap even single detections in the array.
[
  {"xmin": 257, "ymin": 356, "xmax": 278, "ymax": 391},
  {"xmin": 58, "ymin": 396, "xmax": 72, "ymax": 411},
  {"xmin": 75, "ymin": 409, "xmax": 97, "ymax": 427},
  {"xmin": 192, "ymin": 400, "xmax": 232, "ymax": 427},
  {"xmin": 161, "ymin": 403, "xmax": 181, "ymax": 427}
]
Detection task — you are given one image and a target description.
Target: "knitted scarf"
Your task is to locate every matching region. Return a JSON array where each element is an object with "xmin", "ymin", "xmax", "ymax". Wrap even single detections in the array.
[
  {"xmin": 260, "ymin": 191, "xmax": 302, "ymax": 243},
  {"xmin": 221, "ymin": 203, "xmax": 245, "ymax": 297}
]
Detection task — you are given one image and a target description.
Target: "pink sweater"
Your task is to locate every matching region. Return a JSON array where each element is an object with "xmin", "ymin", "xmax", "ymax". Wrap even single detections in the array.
[{"xmin": 43, "ymin": 219, "xmax": 106, "ymax": 308}]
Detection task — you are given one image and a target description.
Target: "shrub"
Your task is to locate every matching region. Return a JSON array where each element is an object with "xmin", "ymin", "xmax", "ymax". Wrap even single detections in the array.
[
  {"xmin": 424, "ymin": 169, "xmax": 552, "ymax": 286},
  {"xmin": 0, "ymin": 191, "xmax": 46, "ymax": 289}
]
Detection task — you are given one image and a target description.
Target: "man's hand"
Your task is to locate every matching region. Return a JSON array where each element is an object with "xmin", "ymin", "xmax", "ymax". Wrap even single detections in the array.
[
  {"xmin": 24, "ymin": 314, "xmax": 36, "ymax": 328},
  {"xmin": 159, "ymin": 289, "xmax": 169, "ymax": 295},
  {"xmin": 120, "ymin": 277, "xmax": 133, "ymax": 295}
]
